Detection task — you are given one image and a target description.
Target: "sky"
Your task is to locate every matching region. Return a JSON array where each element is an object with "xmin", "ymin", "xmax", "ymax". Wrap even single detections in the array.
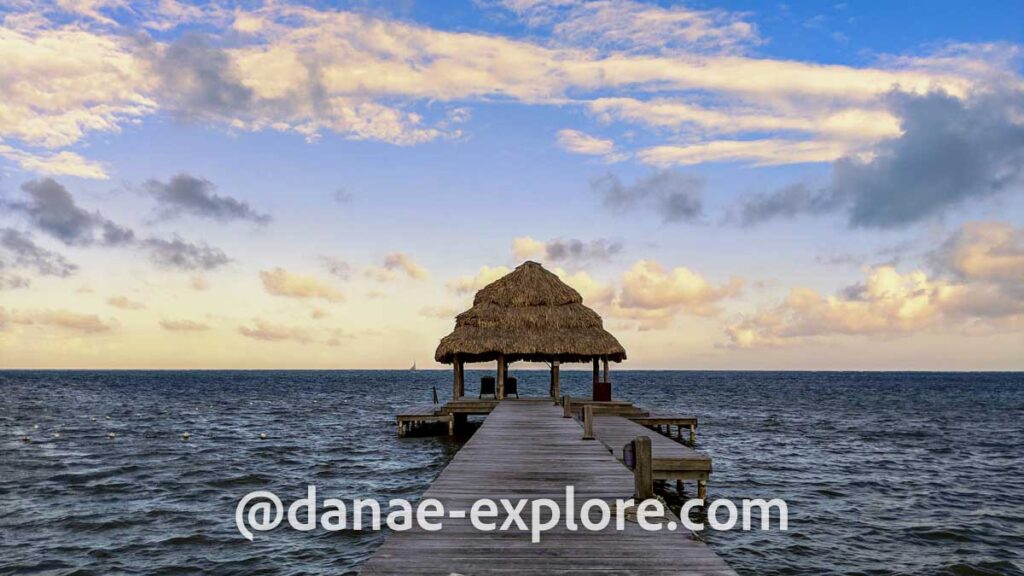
[{"xmin": 0, "ymin": 0, "xmax": 1022, "ymax": 370}]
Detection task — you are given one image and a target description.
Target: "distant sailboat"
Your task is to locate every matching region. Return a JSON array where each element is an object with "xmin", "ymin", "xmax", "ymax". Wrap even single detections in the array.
[{"xmin": 410, "ymin": 360, "xmax": 417, "ymax": 371}]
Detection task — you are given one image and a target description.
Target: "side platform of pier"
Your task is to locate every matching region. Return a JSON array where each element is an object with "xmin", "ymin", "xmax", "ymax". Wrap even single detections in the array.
[{"xmin": 365, "ymin": 400, "xmax": 735, "ymax": 575}]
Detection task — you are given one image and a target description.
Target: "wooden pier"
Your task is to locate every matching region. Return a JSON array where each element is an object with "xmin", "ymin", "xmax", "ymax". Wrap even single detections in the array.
[
  {"xmin": 396, "ymin": 403, "xmax": 452, "ymax": 436},
  {"xmin": 591, "ymin": 414, "xmax": 712, "ymax": 500},
  {"xmin": 629, "ymin": 413, "xmax": 699, "ymax": 447},
  {"xmin": 367, "ymin": 399, "xmax": 735, "ymax": 575}
]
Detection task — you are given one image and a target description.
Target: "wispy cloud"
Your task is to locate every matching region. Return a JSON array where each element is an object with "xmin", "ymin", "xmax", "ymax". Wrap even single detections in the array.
[
  {"xmin": 555, "ymin": 129, "xmax": 626, "ymax": 162},
  {"xmin": 592, "ymin": 170, "xmax": 704, "ymax": 223},
  {"xmin": 159, "ymin": 318, "xmax": 210, "ymax": 332},
  {"xmin": 320, "ymin": 256, "xmax": 352, "ymax": 280},
  {"xmin": 366, "ymin": 253, "xmax": 429, "ymax": 282},
  {"xmin": 495, "ymin": 0, "xmax": 760, "ymax": 55},
  {"xmin": 0, "ymin": 145, "xmax": 109, "ymax": 179},
  {"xmin": 107, "ymin": 295, "xmax": 145, "ymax": 310},
  {"xmin": 143, "ymin": 237, "xmax": 230, "ymax": 270},
  {"xmin": 1, "ymin": 307, "xmax": 114, "ymax": 334},
  {"xmin": 260, "ymin": 267, "xmax": 345, "ymax": 302},
  {"xmin": 238, "ymin": 318, "xmax": 311, "ymax": 343}
]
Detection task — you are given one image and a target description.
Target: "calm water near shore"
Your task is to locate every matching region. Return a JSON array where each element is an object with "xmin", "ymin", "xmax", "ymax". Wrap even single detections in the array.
[{"xmin": 1, "ymin": 370, "xmax": 1022, "ymax": 575}]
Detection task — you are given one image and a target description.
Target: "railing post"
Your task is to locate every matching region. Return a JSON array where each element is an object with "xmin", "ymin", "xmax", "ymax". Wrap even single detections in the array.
[
  {"xmin": 634, "ymin": 435, "xmax": 653, "ymax": 501},
  {"xmin": 562, "ymin": 395, "xmax": 572, "ymax": 418},
  {"xmin": 582, "ymin": 405, "xmax": 594, "ymax": 440}
]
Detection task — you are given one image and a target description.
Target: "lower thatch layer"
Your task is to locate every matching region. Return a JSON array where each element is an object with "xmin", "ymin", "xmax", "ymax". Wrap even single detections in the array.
[{"xmin": 435, "ymin": 325, "xmax": 626, "ymax": 364}]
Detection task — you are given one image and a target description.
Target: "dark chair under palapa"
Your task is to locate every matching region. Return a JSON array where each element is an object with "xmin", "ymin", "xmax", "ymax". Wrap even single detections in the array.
[
  {"xmin": 505, "ymin": 376, "xmax": 519, "ymax": 398},
  {"xmin": 479, "ymin": 376, "xmax": 496, "ymax": 398}
]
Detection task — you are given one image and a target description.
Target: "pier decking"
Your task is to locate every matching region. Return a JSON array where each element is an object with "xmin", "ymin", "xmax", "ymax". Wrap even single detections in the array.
[
  {"xmin": 396, "ymin": 403, "xmax": 451, "ymax": 436},
  {"xmin": 365, "ymin": 400, "xmax": 735, "ymax": 575},
  {"xmin": 629, "ymin": 413, "xmax": 699, "ymax": 447},
  {"xmin": 591, "ymin": 414, "xmax": 712, "ymax": 499}
]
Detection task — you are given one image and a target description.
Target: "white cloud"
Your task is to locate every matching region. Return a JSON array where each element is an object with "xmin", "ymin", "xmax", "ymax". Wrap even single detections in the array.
[
  {"xmin": 107, "ymin": 295, "xmax": 145, "ymax": 310},
  {"xmin": 512, "ymin": 236, "xmax": 547, "ymax": 261},
  {"xmin": 1, "ymin": 307, "xmax": 113, "ymax": 333},
  {"xmin": 589, "ymin": 97, "xmax": 901, "ymax": 144},
  {"xmin": 238, "ymin": 317, "xmax": 311, "ymax": 343},
  {"xmin": 496, "ymin": 0, "xmax": 759, "ymax": 55},
  {"xmin": 0, "ymin": 1, "xmax": 1014, "ymax": 179},
  {"xmin": 556, "ymin": 128, "xmax": 617, "ymax": 157},
  {"xmin": 0, "ymin": 144, "xmax": 109, "ymax": 178},
  {"xmin": 365, "ymin": 252, "xmax": 429, "ymax": 282},
  {"xmin": 159, "ymin": 318, "xmax": 210, "ymax": 331},
  {"xmin": 933, "ymin": 221, "xmax": 1024, "ymax": 283},
  {"xmin": 383, "ymin": 252, "xmax": 429, "ymax": 280},
  {"xmin": 728, "ymin": 222, "xmax": 1024, "ymax": 348},
  {"xmin": 616, "ymin": 259, "xmax": 743, "ymax": 318},
  {"xmin": 638, "ymin": 139, "xmax": 854, "ymax": 167},
  {"xmin": 446, "ymin": 265, "xmax": 512, "ymax": 295},
  {"xmin": 0, "ymin": 24, "xmax": 155, "ymax": 147},
  {"xmin": 726, "ymin": 266, "xmax": 954, "ymax": 348},
  {"xmin": 553, "ymin": 267, "xmax": 615, "ymax": 306},
  {"xmin": 260, "ymin": 268, "xmax": 345, "ymax": 303},
  {"xmin": 54, "ymin": 0, "xmax": 126, "ymax": 26}
]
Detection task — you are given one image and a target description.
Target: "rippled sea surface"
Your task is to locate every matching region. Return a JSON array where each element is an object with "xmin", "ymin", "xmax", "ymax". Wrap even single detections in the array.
[{"xmin": 1, "ymin": 370, "xmax": 1022, "ymax": 575}]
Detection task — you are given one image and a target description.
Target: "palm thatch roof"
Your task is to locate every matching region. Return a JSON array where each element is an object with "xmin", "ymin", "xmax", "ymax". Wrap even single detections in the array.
[{"xmin": 435, "ymin": 261, "xmax": 626, "ymax": 364}]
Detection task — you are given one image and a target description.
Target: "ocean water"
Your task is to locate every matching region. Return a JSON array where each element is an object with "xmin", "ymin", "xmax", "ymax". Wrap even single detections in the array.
[{"xmin": 1, "ymin": 370, "xmax": 1022, "ymax": 576}]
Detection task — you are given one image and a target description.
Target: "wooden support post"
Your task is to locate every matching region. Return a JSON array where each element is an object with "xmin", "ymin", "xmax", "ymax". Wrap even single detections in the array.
[
  {"xmin": 447, "ymin": 415, "xmax": 455, "ymax": 436},
  {"xmin": 457, "ymin": 359, "xmax": 465, "ymax": 399},
  {"xmin": 550, "ymin": 361, "xmax": 561, "ymax": 402},
  {"xmin": 698, "ymin": 479, "xmax": 707, "ymax": 500},
  {"xmin": 676, "ymin": 479, "xmax": 684, "ymax": 494},
  {"xmin": 582, "ymin": 405, "xmax": 594, "ymax": 440},
  {"xmin": 634, "ymin": 435, "xmax": 654, "ymax": 501},
  {"xmin": 562, "ymin": 395, "xmax": 572, "ymax": 418},
  {"xmin": 452, "ymin": 356, "xmax": 459, "ymax": 400},
  {"xmin": 690, "ymin": 424, "xmax": 696, "ymax": 447},
  {"xmin": 592, "ymin": 357, "xmax": 599, "ymax": 385},
  {"xmin": 397, "ymin": 420, "xmax": 405, "ymax": 437},
  {"xmin": 602, "ymin": 356, "xmax": 609, "ymax": 382},
  {"xmin": 497, "ymin": 354, "xmax": 506, "ymax": 400},
  {"xmin": 549, "ymin": 364, "xmax": 554, "ymax": 397}
]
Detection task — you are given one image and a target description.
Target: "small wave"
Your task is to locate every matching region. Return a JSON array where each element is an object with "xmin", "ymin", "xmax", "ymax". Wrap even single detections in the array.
[
  {"xmin": 937, "ymin": 561, "xmax": 1024, "ymax": 576},
  {"xmin": 206, "ymin": 473, "xmax": 272, "ymax": 489}
]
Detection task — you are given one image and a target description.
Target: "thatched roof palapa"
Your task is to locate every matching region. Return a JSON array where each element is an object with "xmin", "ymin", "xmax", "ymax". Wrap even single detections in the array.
[{"xmin": 435, "ymin": 261, "xmax": 627, "ymax": 364}]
